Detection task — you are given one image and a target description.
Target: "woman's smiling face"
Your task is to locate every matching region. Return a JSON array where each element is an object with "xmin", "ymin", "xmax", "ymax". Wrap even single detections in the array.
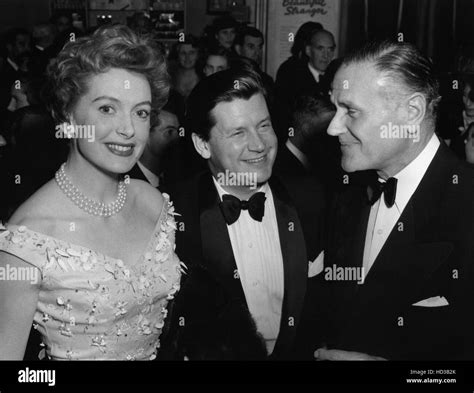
[{"xmin": 69, "ymin": 68, "xmax": 152, "ymax": 174}]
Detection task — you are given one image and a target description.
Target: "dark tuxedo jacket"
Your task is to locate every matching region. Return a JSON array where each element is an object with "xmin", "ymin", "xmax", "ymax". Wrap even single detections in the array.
[
  {"xmin": 274, "ymin": 59, "xmax": 329, "ymax": 139},
  {"xmin": 160, "ymin": 171, "xmax": 325, "ymax": 359},
  {"xmin": 320, "ymin": 141, "xmax": 474, "ymax": 360},
  {"xmin": 273, "ymin": 142, "xmax": 310, "ymax": 177}
]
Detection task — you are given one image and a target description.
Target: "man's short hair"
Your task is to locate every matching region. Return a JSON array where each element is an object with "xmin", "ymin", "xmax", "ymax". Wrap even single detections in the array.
[
  {"xmin": 291, "ymin": 95, "xmax": 335, "ymax": 136},
  {"xmin": 186, "ymin": 68, "xmax": 266, "ymax": 141},
  {"xmin": 343, "ymin": 40, "xmax": 441, "ymax": 120},
  {"xmin": 305, "ymin": 28, "xmax": 333, "ymax": 47},
  {"xmin": 235, "ymin": 26, "xmax": 264, "ymax": 47}
]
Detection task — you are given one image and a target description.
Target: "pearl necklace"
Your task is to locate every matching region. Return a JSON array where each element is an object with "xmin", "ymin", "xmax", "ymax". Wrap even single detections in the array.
[{"xmin": 55, "ymin": 163, "xmax": 127, "ymax": 217}]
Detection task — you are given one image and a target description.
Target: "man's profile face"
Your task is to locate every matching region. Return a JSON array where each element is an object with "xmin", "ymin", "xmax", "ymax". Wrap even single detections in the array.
[
  {"xmin": 306, "ymin": 32, "xmax": 335, "ymax": 73},
  {"xmin": 148, "ymin": 110, "xmax": 180, "ymax": 155},
  {"xmin": 206, "ymin": 93, "xmax": 277, "ymax": 186},
  {"xmin": 327, "ymin": 62, "xmax": 413, "ymax": 177},
  {"xmin": 241, "ymin": 35, "xmax": 263, "ymax": 65}
]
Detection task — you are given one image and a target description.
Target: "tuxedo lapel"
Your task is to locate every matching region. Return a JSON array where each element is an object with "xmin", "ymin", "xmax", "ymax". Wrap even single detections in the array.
[
  {"xmin": 269, "ymin": 176, "xmax": 308, "ymax": 357},
  {"xmin": 358, "ymin": 143, "xmax": 455, "ymax": 306},
  {"xmin": 198, "ymin": 173, "xmax": 247, "ymax": 305}
]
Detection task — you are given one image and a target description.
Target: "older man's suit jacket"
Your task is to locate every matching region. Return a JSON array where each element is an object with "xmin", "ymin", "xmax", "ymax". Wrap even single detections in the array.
[{"xmin": 320, "ymin": 141, "xmax": 474, "ymax": 360}]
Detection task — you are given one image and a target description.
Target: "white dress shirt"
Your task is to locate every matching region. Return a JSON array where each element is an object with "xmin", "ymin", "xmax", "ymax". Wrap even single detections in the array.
[
  {"xmin": 308, "ymin": 62, "xmax": 323, "ymax": 83},
  {"xmin": 362, "ymin": 133, "xmax": 441, "ymax": 280},
  {"xmin": 213, "ymin": 177, "xmax": 285, "ymax": 355}
]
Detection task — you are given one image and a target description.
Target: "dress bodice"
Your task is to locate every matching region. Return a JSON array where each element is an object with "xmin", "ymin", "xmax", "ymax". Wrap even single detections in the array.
[{"xmin": 0, "ymin": 194, "xmax": 183, "ymax": 360}]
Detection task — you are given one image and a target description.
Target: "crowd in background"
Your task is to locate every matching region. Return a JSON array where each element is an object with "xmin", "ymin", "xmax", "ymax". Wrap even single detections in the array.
[{"xmin": 0, "ymin": 11, "xmax": 473, "ymax": 221}]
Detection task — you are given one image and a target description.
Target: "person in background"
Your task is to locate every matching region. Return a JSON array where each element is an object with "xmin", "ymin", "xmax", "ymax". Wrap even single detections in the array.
[
  {"xmin": 0, "ymin": 28, "xmax": 32, "ymax": 115},
  {"xmin": 464, "ymin": 122, "xmax": 474, "ymax": 164},
  {"xmin": 202, "ymin": 46, "xmax": 230, "ymax": 77},
  {"xmin": 211, "ymin": 15, "xmax": 238, "ymax": 53},
  {"xmin": 128, "ymin": 89, "xmax": 185, "ymax": 188},
  {"xmin": 275, "ymin": 24, "xmax": 334, "ymax": 139},
  {"xmin": 234, "ymin": 26, "xmax": 274, "ymax": 98},
  {"xmin": 169, "ymin": 36, "xmax": 200, "ymax": 100},
  {"xmin": 273, "ymin": 95, "xmax": 339, "ymax": 192},
  {"xmin": 438, "ymin": 76, "xmax": 474, "ymax": 161},
  {"xmin": 30, "ymin": 23, "xmax": 56, "ymax": 76}
]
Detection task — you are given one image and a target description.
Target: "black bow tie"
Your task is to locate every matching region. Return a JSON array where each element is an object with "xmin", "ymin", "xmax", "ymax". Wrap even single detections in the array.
[
  {"xmin": 219, "ymin": 192, "xmax": 266, "ymax": 225},
  {"xmin": 366, "ymin": 177, "xmax": 398, "ymax": 208}
]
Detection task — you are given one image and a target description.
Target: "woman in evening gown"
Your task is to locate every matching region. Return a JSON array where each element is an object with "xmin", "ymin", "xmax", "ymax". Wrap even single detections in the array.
[{"xmin": 0, "ymin": 25, "xmax": 183, "ymax": 360}]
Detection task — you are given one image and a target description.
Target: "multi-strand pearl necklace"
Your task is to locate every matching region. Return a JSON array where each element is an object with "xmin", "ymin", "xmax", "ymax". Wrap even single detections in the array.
[{"xmin": 55, "ymin": 163, "xmax": 127, "ymax": 217}]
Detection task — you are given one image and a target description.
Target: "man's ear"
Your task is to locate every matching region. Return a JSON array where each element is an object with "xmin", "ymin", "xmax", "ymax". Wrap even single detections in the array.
[
  {"xmin": 406, "ymin": 92, "xmax": 426, "ymax": 124},
  {"xmin": 305, "ymin": 44, "xmax": 311, "ymax": 58},
  {"xmin": 235, "ymin": 44, "xmax": 242, "ymax": 56},
  {"xmin": 192, "ymin": 132, "xmax": 211, "ymax": 159}
]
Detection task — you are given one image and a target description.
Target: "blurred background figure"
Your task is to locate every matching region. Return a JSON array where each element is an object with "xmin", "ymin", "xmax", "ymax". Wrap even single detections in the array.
[
  {"xmin": 234, "ymin": 26, "xmax": 274, "ymax": 97},
  {"xmin": 211, "ymin": 15, "xmax": 238, "ymax": 53},
  {"xmin": 30, "ymin": 23, "xmax": 56, "ymax": 76},
  {"xmin": 234, "ymin": 26, "xmax": 264, "ymax": 66},
  {"xmin": 169, "ymin": 35, "xmax": 200, "ymax": 100},
  {"xmin": 273, "ymin": 94, "xmax": 341, "ymax": 195},
  {"xmin": 274, "ymin": 23, "xmax": 327, "ymax": 140},
  {"xmin": 0, "ymin": 28, "xmax": 32, "ymax": 116},
  {"xmin": 3, "ymin": 75, "xmax": 67, "ymax": 218},
  {"xmin": 128, "ymin": 89, "xmax": 186, "ymax": 188},
  {"xmin": 203, "ymin": 46, "xmax": 230, "ymax": 76},
  {"xmin": 464, "ymin": 122, "xmax": 474, "ymax": 164},
  {"xmin": 51, "ymin": 12, "xmax": 72, "ymax": 35}
]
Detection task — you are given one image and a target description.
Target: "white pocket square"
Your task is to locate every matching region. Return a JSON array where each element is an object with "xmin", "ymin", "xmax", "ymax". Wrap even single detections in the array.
[
  {"xmin": 308, "ymin": 251, "xmax": 324, "ymax": 278},
  {"xmin": 412, "ymin": 296, "xmax": 449, "ymax": 307}
]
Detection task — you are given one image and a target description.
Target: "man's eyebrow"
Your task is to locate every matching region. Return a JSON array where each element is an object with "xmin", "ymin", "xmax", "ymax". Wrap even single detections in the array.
[{"xmin": 257, "ymin": 116, "xmax": 271, "ymax": 125}]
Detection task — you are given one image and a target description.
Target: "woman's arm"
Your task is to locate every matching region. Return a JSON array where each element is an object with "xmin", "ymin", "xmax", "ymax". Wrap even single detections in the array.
[{"xmin": 0, "ymin": 252, "xmax": 40, "ymax": 360}]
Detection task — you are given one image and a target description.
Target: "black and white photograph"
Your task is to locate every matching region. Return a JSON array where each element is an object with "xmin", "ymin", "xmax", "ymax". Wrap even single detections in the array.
[{"xmin": 0, "ymin": 0, "xmax": 473, "ymax": 389}]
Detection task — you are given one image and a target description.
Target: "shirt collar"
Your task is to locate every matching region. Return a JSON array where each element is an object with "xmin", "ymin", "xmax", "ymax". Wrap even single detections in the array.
[
  {"xmin": 386, "ymin": 133, "xmax": 440, "ymax": 213},
  {"xmin": 286, "ymin": 139, "xmax": 311, "ymax": 170},
  {"xmin": 212, "ymin": 175, "xmax": 267, "ymax": 200},
  {"xmin": 307, "ymin": 62, "xmax": 322, "ymax": 83},
  {"xmin": 7, "ymin": 57, "xmax": 18, "ymax": 71}
]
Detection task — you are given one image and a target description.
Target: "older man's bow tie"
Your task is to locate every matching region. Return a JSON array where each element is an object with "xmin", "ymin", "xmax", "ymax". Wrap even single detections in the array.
[
  {"xmin": 219, "ymin": 192, "xmax": 266, "ymax": 225},
  {"xmin": 367, "ymin": 177, "xmax": 398, "ymax": 208}
]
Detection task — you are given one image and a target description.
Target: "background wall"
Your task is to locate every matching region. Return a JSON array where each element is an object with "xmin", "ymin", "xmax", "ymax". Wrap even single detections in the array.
[{"xmin": 0, "ymin": 0, "xmax": 50, "ymax": 33}]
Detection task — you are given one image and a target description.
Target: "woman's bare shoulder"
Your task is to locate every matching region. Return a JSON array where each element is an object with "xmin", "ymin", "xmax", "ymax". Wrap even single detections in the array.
[{"xmin": 128, "ymin": 179, "xmax": 165, "ymax": 218}]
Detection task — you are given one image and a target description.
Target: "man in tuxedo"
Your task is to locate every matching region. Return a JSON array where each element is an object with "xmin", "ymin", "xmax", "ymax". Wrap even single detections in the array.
[
  {"xmin": 274, "ymin": 29, "xmax": 335, "ymax": 138},
  {"xmin": 314, "ymin": 41, "xmax": 474, "ymax": 360},
  {"xmin": 162, "ymin": 69, "xmax": 325, "ymax": 359}
]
